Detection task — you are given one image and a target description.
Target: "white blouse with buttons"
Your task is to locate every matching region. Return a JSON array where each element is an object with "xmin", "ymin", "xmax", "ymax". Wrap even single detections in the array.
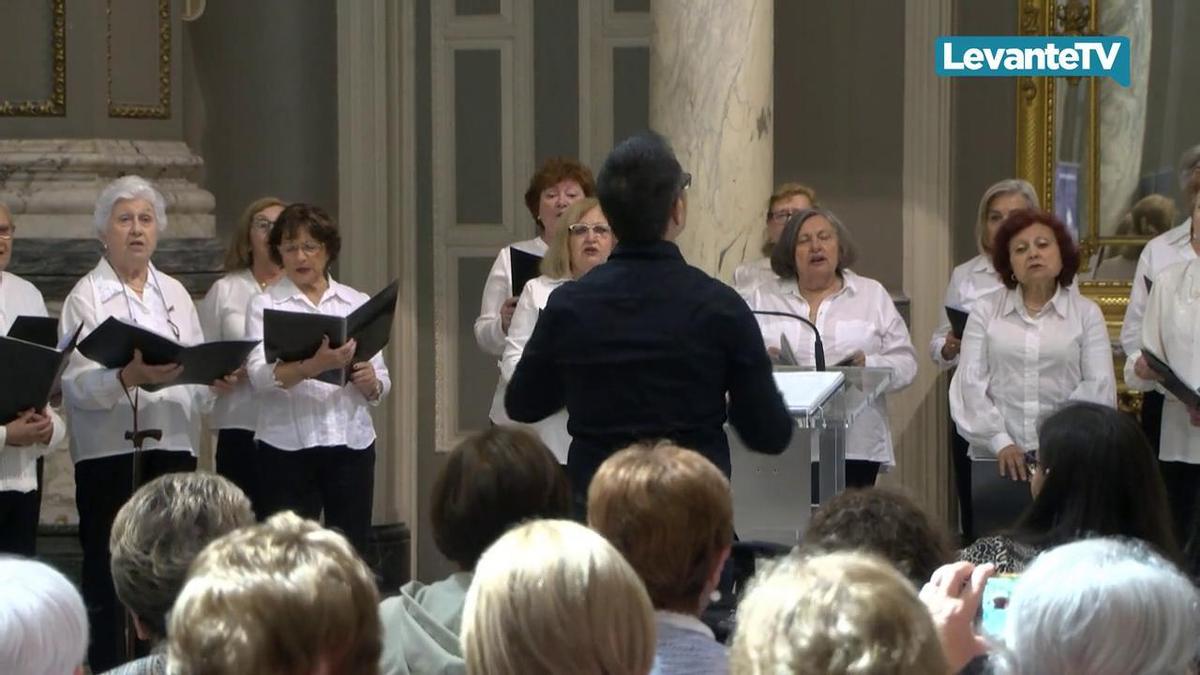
[
  {"xmin": 747, "ymin": 271, "xmax": 918, "ymax": 465},
  {"xmin": 59, "ymin": 259, "xmax": 210, "ymax": 463},
  {"xmin": 199, "ymin": 268, "xmax": 264, "ymax": 431},
  {"xmin": 244, "ymin": 276, "xmax": 391, "ymax": 452},
  {"xmin": 949, "ymin": 284, "xmax": 1116, "ymax": 460},
  {"xmin": 930, "ymin": 254, "xmax": 1005, "ymax": 370},
  {"xmin": 0, "ymin": 271, "xmax": 67, "ymax": 492}
]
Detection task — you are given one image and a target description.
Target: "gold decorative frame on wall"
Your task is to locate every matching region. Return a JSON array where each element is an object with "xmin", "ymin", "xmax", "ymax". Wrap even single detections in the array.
[
  {"xmin": 1016, "ymin": 0, "xmax": 1147, "ymax": 413},
  {"xmin": 106, "ymin": 0, "xmax": 172, "ymax": 119},
  {"xmin": 0, "ymin": 0, "xmax": 67, "ymax": 117}
]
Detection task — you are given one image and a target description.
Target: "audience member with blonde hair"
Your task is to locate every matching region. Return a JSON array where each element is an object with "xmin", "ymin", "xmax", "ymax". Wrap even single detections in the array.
[
  {"xmin": 103, "ymin": 472, "xmax": 255, "ymax": 675},
  {"xmin": 379, "ymin": 427, "xmax": 569, "ymax": 675},
  {"xmin": 0, "ymin": 557, "xmax": 88, "ymax": 675},
  {"xmin": 588, "ymin": 441, "xmax": 732, "ymax": 675},
  {"xmin": 461, "ymin": 519, "xmax": 655, "ymax": 675},
  {"xmin": 167, "ymin": 512, "xmax": 382, "ymax": 675},
  {"xmin": 730, "ymin": 551, "xmax": 949, "ymax": 675}
]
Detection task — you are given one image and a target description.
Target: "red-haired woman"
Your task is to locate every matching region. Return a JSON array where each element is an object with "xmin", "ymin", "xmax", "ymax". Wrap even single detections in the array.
[{"xmin": 950, "ymin": 209, "xmax": 1115, "ymax": 483}]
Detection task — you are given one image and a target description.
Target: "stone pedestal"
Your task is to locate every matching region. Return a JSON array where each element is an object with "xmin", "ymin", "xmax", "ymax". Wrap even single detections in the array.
[
  {"xmin": 0, "ymin": 138, "xmax": 215, "ymax": 238},
  {"xmin": 648, "ymin": 0, "xmax": 772, "ymax": 280}
]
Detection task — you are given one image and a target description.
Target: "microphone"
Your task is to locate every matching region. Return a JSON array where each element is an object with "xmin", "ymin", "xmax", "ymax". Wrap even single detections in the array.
[{"xmin": 751, "ymin": 310, "xmax": 826, "ymax": 371}]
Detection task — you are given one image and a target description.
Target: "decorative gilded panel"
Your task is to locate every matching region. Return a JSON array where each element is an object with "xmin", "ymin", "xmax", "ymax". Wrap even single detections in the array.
[
  {"xmin": 0, "ymin": 0, "xmax": 66, "ymax": 117},
  {"xmin": 107, "ymin": 0, "xmax": 171, "ymax": 119}
]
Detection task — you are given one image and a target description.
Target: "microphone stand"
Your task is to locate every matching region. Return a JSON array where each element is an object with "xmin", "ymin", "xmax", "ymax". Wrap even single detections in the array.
[
  {"xmin": 119, "ymin": 372, "xmax": 162, "ymax": 663},
  {"xmin": 751, "ymin": 310, "xmax": 827, "ymax": 371}
]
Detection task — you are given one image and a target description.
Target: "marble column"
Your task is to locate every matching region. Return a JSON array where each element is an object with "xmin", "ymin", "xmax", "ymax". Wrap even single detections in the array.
[
  {"xmin": 1098, "ymin": 0, "xmax": 1152, "ymax": 236},
  {"xmin": 648, "ymin": 0, "xmax": 772, "ymax": 280}
]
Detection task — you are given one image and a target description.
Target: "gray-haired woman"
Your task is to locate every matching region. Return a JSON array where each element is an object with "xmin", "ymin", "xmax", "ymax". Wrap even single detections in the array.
[{"xmin": 59, "ymin": 175, "xmax": 220, "ymax": 671}]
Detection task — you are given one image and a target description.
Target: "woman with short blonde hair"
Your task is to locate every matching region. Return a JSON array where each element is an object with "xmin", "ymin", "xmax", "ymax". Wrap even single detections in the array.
[
  {"xmin": 461, "ymin": 519, "xmax": 655, "ymax": 675},
  {"xmin": 730, "ymin": 551, "xmax": 948, "ymax": 675},
  {"xmin": 167, "ymin": 512, "xmax": 382, "ymax": 675},
  {"xmin": 499, "ymin": 197, "xmax": 614, "ymax": 464}
]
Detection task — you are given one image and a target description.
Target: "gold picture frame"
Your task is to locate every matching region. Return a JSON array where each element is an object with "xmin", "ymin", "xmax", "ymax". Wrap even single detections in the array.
[
  {"xmin": 0, "ymin": 0, "xmax": 67, "ymax": 117},
  {"xmin": 107, "ymin": 0, "xmax": 172, "ymax": 119}
]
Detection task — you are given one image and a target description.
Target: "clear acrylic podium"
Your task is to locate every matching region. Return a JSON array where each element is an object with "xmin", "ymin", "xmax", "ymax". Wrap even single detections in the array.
[{"xmin": 727, "ymin": 366, "xmax": 893, "ymax": 546}]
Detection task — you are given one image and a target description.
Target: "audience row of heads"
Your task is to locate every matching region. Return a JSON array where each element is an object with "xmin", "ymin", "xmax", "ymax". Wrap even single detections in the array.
[{"xmin": 2, "ymin": 398, "xmax": 1197, "ymax": 674}]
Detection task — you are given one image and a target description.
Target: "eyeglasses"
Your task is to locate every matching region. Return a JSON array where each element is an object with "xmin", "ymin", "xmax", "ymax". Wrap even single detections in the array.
[
  {"xmin": 278, "ymin": 241, "xmax": 324, "ymax": 256},
  {"xmin": 568, "ymin": 222, "xmax": 612, "ymax": 237},
  {"xmin": 251, "ymin": 218, "xmax": 275, "ymax": 232},
  {"xmin": 679, "ymin": 172, "xmax": 692, "ymax": 192},
  {"xmin": 0, "ymin": 224, "xmax": 13, "ymax": 240},
  {"xmin": 767, "ymin": 209, "xmax": 802, "ymax": 224}
]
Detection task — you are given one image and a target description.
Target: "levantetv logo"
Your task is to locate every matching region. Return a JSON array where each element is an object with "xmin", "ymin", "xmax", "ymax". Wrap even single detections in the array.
[{"xmin": 936, "ymin": 36, "xmax": 1131, "ymax": 87}]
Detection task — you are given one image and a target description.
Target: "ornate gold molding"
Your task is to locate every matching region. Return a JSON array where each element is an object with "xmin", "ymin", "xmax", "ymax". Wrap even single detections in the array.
[
  {"xmin": 106, "ymin": 0, "xmax": 171, "ymax": 119},
  {"xmin": 0, "ymin": 0, "xmax": 67, "ymax": 117}
]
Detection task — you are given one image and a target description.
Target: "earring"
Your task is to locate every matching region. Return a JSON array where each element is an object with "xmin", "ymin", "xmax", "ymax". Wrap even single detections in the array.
[{"xmin": 1011, "ymin": 273, "xmax": 1017, "ymax": 282}]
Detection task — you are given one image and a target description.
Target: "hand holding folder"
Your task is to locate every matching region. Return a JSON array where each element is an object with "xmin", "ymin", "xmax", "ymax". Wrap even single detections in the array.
[
  {"xmin": 1141, "ymin": 349, "xmax": 1200, "ymax": 409},
  {"xmin": 76, "ymin": 317, "xmax": 258, "ymax": 392},
  {"xmin": 0, "ymin": 323, "xmax": 81, "ymax": 423},
  {"xmin": 263, "ymin": 280, "xmax": 399, "ymax": 386}
]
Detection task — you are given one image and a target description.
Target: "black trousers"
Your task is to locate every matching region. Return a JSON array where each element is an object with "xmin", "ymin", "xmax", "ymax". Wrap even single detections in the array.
[
  {"xmin": 256, "ymin": 442, "xmax": 376, "ymax": 557},
  {"xmin": 1141, "ymin": 391, "xmax": 1165, "ymax": 453},
  {"xmin": 811, "ymin": 460, "xmax": 882, "ymax": 502},
  {"xmin": 951, "ymin": 424, "xmax": 975, "ymax": 543},
  {"xmin": 1159, "ymin": 459, "xmax": 1200, "ymax": 548},
  {"xmin": 215, "ymin": 428, "xmax": 262, "ymax": 520},
  {"xmin": 76, "ymin": 450, "xmax": 197, "ymax": 672},
  {"xmin": 0, "ymin": 457, "xmax": 43, "ymax": 557}
]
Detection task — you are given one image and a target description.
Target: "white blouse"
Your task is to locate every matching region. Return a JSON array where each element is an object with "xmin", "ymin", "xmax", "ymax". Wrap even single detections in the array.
[
  {"xmin": 1124, "ymin": 259, "xmax": 1200, "ymax": 464},
  {"xmin": 0, "ymin": 271, "xmax": 67, "ymax": 492},
  {"xmin": 244, "ymin": 276, "xmax": 391, "ymax": 452},
  {"xmin": 498, "ymin": 275, "xmax": 571, "ymax": 463},
  {"xmin": 1120, "ymin": 219, "xmax": 1196, "ymax": 357},
  {"xmin": 748, "ymin": 271, "xmax": 918, "ymax": 465},
  {"xmin": 930, "ymin": 254, "xmax": 1004, "ymax": 370},
  {"xmin": 199, "ymin": 269, "xmax": 264, "ymax": 431},
  {"xmin": 732, "ymin": 256, "xmax": 777, "ymax": 297},
  {"xmin": 949, "ymin": 285, "xmax": 1116, "ymax": 460},
  {"xmin": 59, "ymin": 259, "xmax": 210, "ymax": 463},
  {"xmin": 478, "ymin": 236, "xmax": 548, "ymax": 424}
]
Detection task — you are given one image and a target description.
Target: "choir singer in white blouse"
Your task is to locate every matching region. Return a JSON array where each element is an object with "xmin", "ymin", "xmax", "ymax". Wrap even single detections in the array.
[
  {"xmin": 0, "ymin": 202, "xmax": 67, "ymax": 558},
  {"xmin": 748, "ymin": 207, "xmax": 917, "ymax": 489},
  {"xmin": 199, "ymin": 196, "xmax": 285, "ymax": 517},
  {"xmin": 950, "ymin": 209, "xmax": 1116, "ymax": 484},
  {"xmin": 500, "ymin": 197, "xmax": 615, "ymax": 464},
  {"xmin": 930, "ymin": 178, "xmax": 1038, "ymax": 540},
  {"xmin": 1124, "ymin": 191, "xmax": 1200, "ymax": 542},
  {"xmin": 478, "ymin": 158, "xmax": 594, "ymax": 426},
  {"xmin": 59, "ymin": 175, "xmax": 212, "ymax": 671},
  {"xmin": 244, "ymin": 203, "xmax": 390, "ymax": 557}
]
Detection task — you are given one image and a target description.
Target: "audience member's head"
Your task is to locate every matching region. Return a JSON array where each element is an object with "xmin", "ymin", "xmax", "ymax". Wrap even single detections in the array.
[
  {"xmin": 432, "ymin": 426, "xmax": 571, "ymax": 572},
  {"xmin": 588, "ymin": 441, "xmax": 733, "ymax": 616},
  {"xmin": 730, "ymin": 551, "xmax": 947, "ymax": 675},
  {"xmin": 109, "ymin": 472, "xmax": 255, "ymax": 642},
  {"xmin": 167, "ymin": 512, "xmax": 382, "ymax": 675},
  {"xmin": 994, "ymin": 537, "xmax": 1200, "ymax": 675},
  {"xmin": 597, "ymin": 130, "xmax": 688, "ymax": 243},
  {"xmin": 802, "ymin": 487, "xmax": 954, "ymax": 587},
  {"xmin": 1014, "ymin": 402, "xmax": 1180, "ymax": 563},
  {"xmin": 461, "ymin": 519, "xmax": 655, "ymax": 675},
  {"xmin": 0, "ymin": 557, "xmax": 88, "ymax": 675}
]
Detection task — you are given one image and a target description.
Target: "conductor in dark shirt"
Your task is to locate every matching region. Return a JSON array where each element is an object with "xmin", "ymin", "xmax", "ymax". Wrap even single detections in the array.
[{"xmin": 505, "ymin": 131, "xmax": 794, "ymax": 506}]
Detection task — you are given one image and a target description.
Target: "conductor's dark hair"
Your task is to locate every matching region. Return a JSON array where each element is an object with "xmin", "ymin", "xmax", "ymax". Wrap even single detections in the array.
[
  {"xmin": 1010, "ymin": 402, "xmax": 1181, "ymax": 566},
  {"xmin": 596, "ymin": 131, "xmax": 685, "ymax": 243},
  {"xmin": 431, "ymin": 426, "xmax": 571, "ymax": 571}
]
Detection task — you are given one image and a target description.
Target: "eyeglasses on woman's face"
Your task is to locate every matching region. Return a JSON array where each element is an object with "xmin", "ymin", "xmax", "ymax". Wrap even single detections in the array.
[
  {"xmin": 0, "ymin": 223, "xmax": 13, "ymax": 240},
  {"xmin": 568, "ymin": 222, "xmax": 612, "ymax": 237},
  {"xmin": 278, "ymin": 240, "xmax": 324, "ymax": 256}
]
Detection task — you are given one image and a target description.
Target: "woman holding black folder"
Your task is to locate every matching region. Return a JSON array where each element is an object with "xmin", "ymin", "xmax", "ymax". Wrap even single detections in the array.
[
  {"xmin": 1124, "ymin": 191, "xmax": 1200, "ymax": 545},
  {"xmin": 930, "ymin": 179, "xmax": 1038, "ymax": 542},
  {"xmin": 477, "ymin": 158, "xmax": 595, "ymax": 426},
  {"xmin": 0, "ymin": 201, "xmax": 67, "ymax": 557},
  {"xmin": 59, "ymin": 175, "xmax": 212, "ymax": 671},
  {"xmin": 243, "ymin": 203, "xmax": 390, "ymax": 557},
  {"xmin": 199, "ymin": 196, "xmax": 286, "ymax": 517}
]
